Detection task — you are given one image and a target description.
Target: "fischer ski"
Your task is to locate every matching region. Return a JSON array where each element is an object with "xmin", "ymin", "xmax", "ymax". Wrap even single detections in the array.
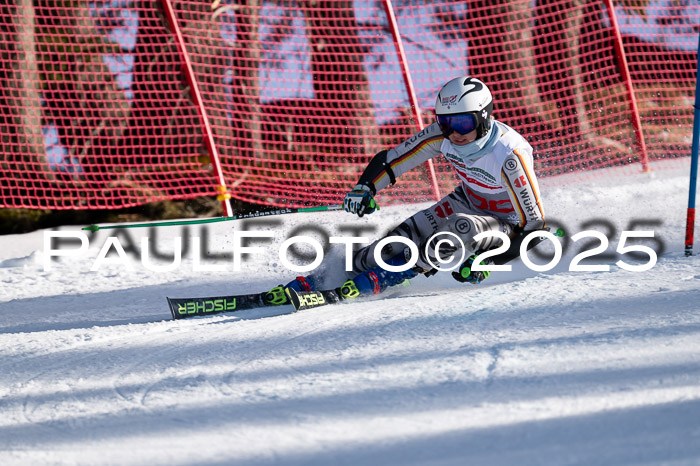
[
  {"xmin": 167, "ymin": 293, "xmax": 267, "ymax": 319},
  {"xmin": 167, "ymin": 285, "xmax": 290, "ymax": 319},
  {"xmin": 286, "ymin": 287, "xmax": 345, "ymax": 311}
]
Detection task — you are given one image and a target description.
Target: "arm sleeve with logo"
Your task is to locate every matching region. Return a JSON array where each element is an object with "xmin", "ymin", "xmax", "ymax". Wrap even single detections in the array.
[
  {"xmin": 500, "ymin": 148, "xmax": 546, "ymax": 231},
  {"xmin": 357, "ymin": 123, "xmax": 444, "ymax": 193}
]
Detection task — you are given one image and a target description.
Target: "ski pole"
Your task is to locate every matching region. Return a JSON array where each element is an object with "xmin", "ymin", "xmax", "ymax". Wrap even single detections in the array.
[{"xmin": 83, "ymin": 204, "xmax": 344, "ymax": 232}]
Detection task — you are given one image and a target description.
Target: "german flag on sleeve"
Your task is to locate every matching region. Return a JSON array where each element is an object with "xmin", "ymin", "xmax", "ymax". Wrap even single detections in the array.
[{"xmin": 501, "ymin": 149, "xmax": 545, "ymax": 230}]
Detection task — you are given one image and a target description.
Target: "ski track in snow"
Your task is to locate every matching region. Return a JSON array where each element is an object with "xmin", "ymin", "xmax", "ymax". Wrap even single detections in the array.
[{"xmin": 1, "ymin": 160, "xmax": 699, "ymax": 465}]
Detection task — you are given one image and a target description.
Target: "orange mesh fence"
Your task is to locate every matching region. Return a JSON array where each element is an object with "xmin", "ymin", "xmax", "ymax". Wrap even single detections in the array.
[{"xmin": 0, "ymin": 0, "xmax": 697, "ymax": 210}]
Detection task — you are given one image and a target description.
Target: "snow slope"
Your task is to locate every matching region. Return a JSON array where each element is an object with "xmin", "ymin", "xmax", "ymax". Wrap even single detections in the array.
[{"xmin": 1, "ymin": 161, "xmax": 700, "ymax": 465}]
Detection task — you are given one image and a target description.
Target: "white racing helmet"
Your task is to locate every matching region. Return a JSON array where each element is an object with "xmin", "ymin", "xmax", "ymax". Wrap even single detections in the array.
[{"xmin": 435, "ymin": 76, "xmax": 493, "ymax": 139}]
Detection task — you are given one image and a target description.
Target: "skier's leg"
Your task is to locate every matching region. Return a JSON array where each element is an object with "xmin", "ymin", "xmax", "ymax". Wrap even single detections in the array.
[
  {"xmin": 339, "ymin": 213, "xmax": 514, "ymax": 298},
  {"xmin": 420, "ymin": 213, "xmax": 514, "ymax": 272},
  {"xmin": 267, "ymin": 189, "xmax": 470, "ymax": 304},
  {"xmin": 351, "ymin": 189, "xmax": 470, "ymax": 274},
  {"xmin": 267, "ymin": 187, "xmax": 513, "ymax": 303},
  {"xmin": 334, "ymin": 189, "xmax": 476, "ymax": 298}
]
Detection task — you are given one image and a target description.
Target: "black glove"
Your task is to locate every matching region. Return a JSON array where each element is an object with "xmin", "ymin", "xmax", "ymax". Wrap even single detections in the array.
[
  {"xmin": 452, "ymin": 254, "xmax": 492, "ymax": 284},
  {"xmin": 343, "ymin": 184, "xmax": 379, "ymax": 217}
]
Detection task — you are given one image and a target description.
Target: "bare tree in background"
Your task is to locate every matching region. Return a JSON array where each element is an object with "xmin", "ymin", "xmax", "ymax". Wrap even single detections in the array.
[
  {"xmin": 176, "ymin": 0, "xmax": 238, "ymax": 167},
  {"xmin": 0, "ymin": 0, "xmax": 52, "ymax": 201},
  {"xmin": 34, "ymin": 0, "xmax": 129, "ymax": 184},
  {"xmin": 301, "ymin": 0, "xmax": 378, "ymax": 160},
  {"xmin": 120, "ymin": 1, "xmax": 202, "ymax": 167},
  {"xmin": 225, "ymin": 0, "xmax": 262, "ymax": 185}
]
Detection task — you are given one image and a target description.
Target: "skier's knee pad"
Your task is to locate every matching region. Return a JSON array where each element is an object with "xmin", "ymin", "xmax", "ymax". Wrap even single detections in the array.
[
  {"xmin": 422, "ymin": 214, "xmax": 480, "ymax": 261},
  {"xmin": 417, "ymin": 233, "xmax": 469, "ymax": 273},
  {"xmin": 446, "ymin": 213, "xmax": 509, "ymax": 251},
  {"xmin": 445, "ymin": 214, "xmax": 480, "ymax": 250},
  {"xmin": 417, "ymin": 214, "xmax": 507, "ymax": 271}
]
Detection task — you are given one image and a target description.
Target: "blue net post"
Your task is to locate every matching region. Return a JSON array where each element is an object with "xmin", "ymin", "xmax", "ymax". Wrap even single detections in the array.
[{"xmin": 686, "ymin": 31, "xmax": 700, "ymax": 256}]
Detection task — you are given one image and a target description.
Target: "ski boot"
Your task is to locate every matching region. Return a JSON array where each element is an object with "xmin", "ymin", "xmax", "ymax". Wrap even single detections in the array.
[
  {"xmin": 338, "ymin": 253, "xmax": 419, "ymax": 299},
  {"xmin": 263, "ymin": 275, "xmax": 316, "ymax": 306}
]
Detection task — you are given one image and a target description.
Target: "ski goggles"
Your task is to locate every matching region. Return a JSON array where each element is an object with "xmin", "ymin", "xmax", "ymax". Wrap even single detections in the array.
[{"xmin": 436, "ymin": 113, "xmax": 477, "ymax": 136}]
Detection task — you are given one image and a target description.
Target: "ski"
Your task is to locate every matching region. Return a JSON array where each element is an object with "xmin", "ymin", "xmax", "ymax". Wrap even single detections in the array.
[
  {"xmin": 286, "ymin": 287, "xmax": 345, "ymax": 311},
  {"xmin": 168, "ymin": 292, "xmax": 273, "ymax": 320}
]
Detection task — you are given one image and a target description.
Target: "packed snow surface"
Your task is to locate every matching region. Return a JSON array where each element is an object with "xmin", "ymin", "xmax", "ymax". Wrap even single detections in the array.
[{"xmin": 1, "ymin": 161, "xmax": 699, "ymax": 465}]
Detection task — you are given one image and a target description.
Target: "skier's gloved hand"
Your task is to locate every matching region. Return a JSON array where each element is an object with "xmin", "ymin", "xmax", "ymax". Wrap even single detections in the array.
[
  {"xmin": 343, "ymin": 184, "xmax": 379, "ymax": 217},
  {"xmin": 452, "ymin": 254, "xmax": 492, "ymax": 284}
]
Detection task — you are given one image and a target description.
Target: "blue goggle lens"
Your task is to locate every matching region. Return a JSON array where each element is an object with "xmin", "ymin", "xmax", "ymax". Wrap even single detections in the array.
[{"xmin": 436, "ymin": 113, "xmax": 477, "ymax": 136}]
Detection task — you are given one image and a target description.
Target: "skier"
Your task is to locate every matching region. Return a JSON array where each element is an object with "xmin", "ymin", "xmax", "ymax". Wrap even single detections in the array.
[{"xmin": 265, "ymin": 76, "xmax": 546, "ymax": 305}]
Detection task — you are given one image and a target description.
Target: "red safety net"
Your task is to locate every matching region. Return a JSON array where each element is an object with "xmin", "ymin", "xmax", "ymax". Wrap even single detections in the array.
[{"xmin": 0, "ymin": 0, "xmax": 697, "ymax": 210}]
